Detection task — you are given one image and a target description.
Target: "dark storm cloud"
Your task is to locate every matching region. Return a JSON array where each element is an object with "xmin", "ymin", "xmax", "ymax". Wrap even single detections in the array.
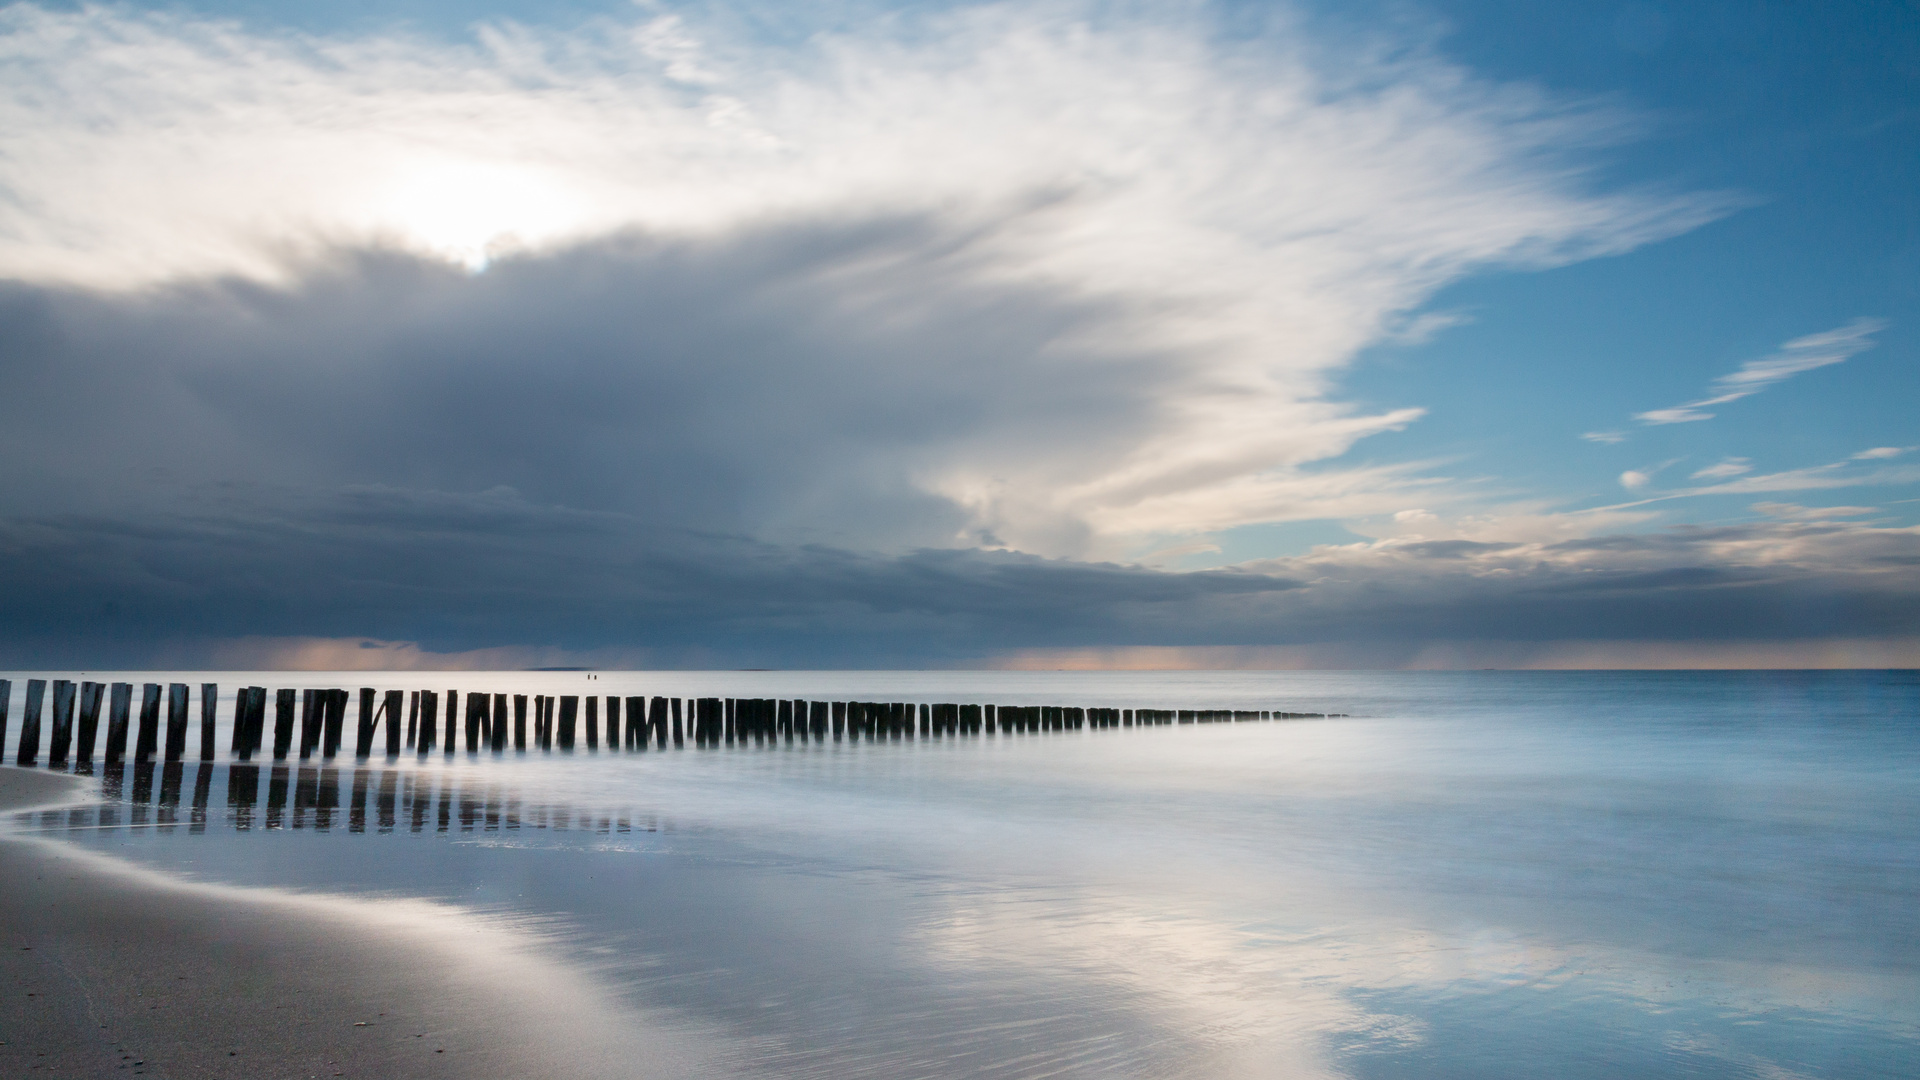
[{"xmin": 1, "ymin": 231, "xmax": 1915, "ymax": 667}]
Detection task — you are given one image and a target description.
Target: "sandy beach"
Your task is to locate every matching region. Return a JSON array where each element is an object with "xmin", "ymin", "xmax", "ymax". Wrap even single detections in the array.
[{"xmin": 0, "ymin": 765, "xmax": 712, "ymax": 1080}]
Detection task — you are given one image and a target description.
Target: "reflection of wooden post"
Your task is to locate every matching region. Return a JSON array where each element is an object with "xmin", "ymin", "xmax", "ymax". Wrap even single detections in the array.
[
  {"xmin": 48, "ymin": 680, "xmax": 75, "ymax": 767},
  {"xmin": 135, "ymin": 684, "xmax": 163, "ymax": 764},
  {"xmin": 163, "ymin": 683, "xmax": 189, "ymax": 762},
  {"xmin": 16, "ymin": 679, "xmax": 45, "ymax": 765}
]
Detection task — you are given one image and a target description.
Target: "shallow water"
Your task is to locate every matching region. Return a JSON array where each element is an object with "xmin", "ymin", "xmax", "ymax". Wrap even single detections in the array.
[{"xmin": 5, "ymin": 669, "xmax": 1917, "ymax": 1078}]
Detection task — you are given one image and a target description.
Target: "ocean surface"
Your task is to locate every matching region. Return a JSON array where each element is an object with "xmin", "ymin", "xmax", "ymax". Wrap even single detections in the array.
[{"xmin": 3, "ymin": 669, "xmax": 1916, "ymax": 1079}]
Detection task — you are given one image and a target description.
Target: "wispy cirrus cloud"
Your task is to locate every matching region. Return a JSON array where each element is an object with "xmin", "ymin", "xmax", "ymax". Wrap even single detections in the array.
[{"xmin": 1634, "ymin": 318, "xmax": 1884, "ymax": 425}]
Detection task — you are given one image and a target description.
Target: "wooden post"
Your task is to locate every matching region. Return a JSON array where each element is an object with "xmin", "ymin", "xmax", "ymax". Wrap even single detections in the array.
[
  {"xmin": 380, "ymin": 690, "xmax": 403, "ymax": 758},
  {"xmin": 47, "ymin": 680, "xmax": 74, "ymax": 767},
  {"xmin": 514, "ymin": 694, "xmax": 528, "ymax": 751},
  {"xmin": 605, "ymin": 696, "xmax": 620, "ymax": 751},
  {"xmin": 163, "ymin": 683, "xmax": 188, "ymax": 762},
  {"xmin": 200, "ymin": 684, "xmax": 218, "ymax": 761},
  {"xmin": 559, "ymin": 696, "xmax": 578, "ymax": 750},
  {"xmin": 103, "ymin": 683, "xmax": 131, "ymax": 763},
  {"xmin": 466, "ymin": 691, "xmax": 487, "ymax": 753},
  {"xmin": 135, "ymin": 683, "xmax": 162, "ymax": 764},
  {"xmin": 405, "ymin": 690, "xmax": 419, "ymax": 750},
  {"xmin": 443, "ymin": 689, "xmax": 459, "ymax": 755},
  {"xmin": 322, "ymin": 689, "xmax": 346, "ymax": 759},
  {"xmin": 0, "ymin": 680, "xmax": 9, "ymax": 760},
  {"xmin": 269, "ymin": 688, "xmax": 294, "ymax": 760},
  {"xmin": 417, "ymin": 691, "xmax": 439, "ymax": 754},
  {"xmin": 624, "ymin": 697, "xmax": 644, "ymax": 751},
  {"xmin": 298, "ymin": 689, "xmax": 319, "ymax": 760},
  {"xmin": 76, "ymin": 682, "xmax": 104, "ymax": 765},
  {"xmin": 492, "ymin": 693, "xmax": 508, "ymax": 752},
  {"xmin": 229, "ymin": 687, "xmax": 249, "ymax": 761},
  {"xmin": 15, "ymin": 679, "xmax": 44, "ymax": 765},
  {"xmin": 585, "ymin": 696, "xmax": 599, "ymax": 750},
  {"xmin": 355, "ymin": 688, "xmax": 376, "ymax": 759}
]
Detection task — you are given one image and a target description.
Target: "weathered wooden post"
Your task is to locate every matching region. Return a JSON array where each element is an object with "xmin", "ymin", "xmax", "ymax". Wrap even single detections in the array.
[
  {"xmin": 322, "ymin": 689, "xmax": 347, "ymax": 760},
  {"xmin": 444, "ymin": 689, "xmax": 459, "ymax": 755},
  {"xmin": 466, "ymin": 691, "xmax": 488, "ymax": 753},
  {"xmin": 492, "ymin": 693, "xmax": 509, "ymax": 752},
  {"xmin": 584, "ymin": 696, "xmax": 599, "ymax": 750},
  {"xmin": 269, "ymin": 688, "xmax": 295, "ymax": 760},
  {"xmin": 164, "ymin": 683, "xmax": 189, "ymax": 762},
  {"xmin": 355, "ymin": 688, "xmax": 377, "ymax": 759},
  {"xmin": 533, "ymin": 695, "xmax": 547, "ymax": 748},
  {"xmin": 15, "ymin": 679, "xmax": 45, "ymax": 765},
  {"xmin": 405, "ymin": 690, "xmax": 420, "ymax": 750},
  {"xmin": 47, "ymin": 680, "xmax": 75, "ymax": 767},
  {"xmin": 669, "ymin": 697, "xmax": 682, "ymax": 748},
  {"xmin": 298, "ymin": 690, "xmax": 319, "ymax": 760},
  {"xmin": 73, "ymin": 681, "xmax": 103, "ymax": 766},
  {"xmin": 605, "ymin": 696, "xmax": 620, "ymax": 751},
  {"xmin": 0, "ymin": 679, "xmax": 9, "ymax": 759},
  {"xmin": 134, "ymin": 683, "xmax": 163, "ymax": 764},
  {"xmin": 624, "ymin": 697, "xmax": 645, "ymax": 750},
  {"xmin": 381, "ymin": 689, "xmax": 404, "ymax": 758},
  {"xmin": 229, "ymin": 687, "xmax": 251, "ymax": 761},
  {"xmin": 199, "ymin": 684, "xmax": 218, "ymax": 761},
  {"xmin": 558, "ymin": 696, "xmax": 578, "ymax": 750},
  {"xmin": 417, "ymin": 690, "xmax": 439, "ymax": 755},
  {"xmin": 514, "ymin": 694, "xmax": 528, "ymax": 751}
]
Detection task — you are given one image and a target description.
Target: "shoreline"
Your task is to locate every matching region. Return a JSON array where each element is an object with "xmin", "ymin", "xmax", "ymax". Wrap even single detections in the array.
[{"xmin": 0, "ymin": 765, "xmax": 715, "ymax": 1080}]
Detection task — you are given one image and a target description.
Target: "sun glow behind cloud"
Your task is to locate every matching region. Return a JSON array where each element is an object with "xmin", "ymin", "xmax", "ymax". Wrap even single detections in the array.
[{"xmin": 0, "ymin": 0, "xmax": 1742, "ymax": 561}]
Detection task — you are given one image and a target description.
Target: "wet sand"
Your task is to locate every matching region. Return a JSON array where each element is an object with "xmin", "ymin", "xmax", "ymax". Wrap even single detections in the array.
[{"xmin": 0, "ymin": 765, "xmax": 712, "ymax": 1080}]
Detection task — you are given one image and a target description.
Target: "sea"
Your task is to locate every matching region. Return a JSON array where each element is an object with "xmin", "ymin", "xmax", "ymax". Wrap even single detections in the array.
[{"xmin": 3, "ymin": 669, "xmax": 1916, "ymax": 1079}]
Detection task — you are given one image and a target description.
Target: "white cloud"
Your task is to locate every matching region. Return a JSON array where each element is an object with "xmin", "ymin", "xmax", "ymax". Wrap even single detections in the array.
[
  {"xmin": 1619, "ymin": 470, "xmax": 1651, "ymax": 490},
  {"xmin": 0, "ymin": 2, "xmax": 1731, "ymax": 559},
  {"xmin": 1634, "ymin": 318, "xmax": 1884, "ymax": 425},
  {"xmin": 1582, "ymin": 430, "xmax": 1627, "ymax": 444},
  {"xmin": 1691, "ymin": 457, "xmax": 1751, "ymax": 480},
  {"xmin": 1853, "ymin": 446, "xmax": 1910, "ymax": 460}
]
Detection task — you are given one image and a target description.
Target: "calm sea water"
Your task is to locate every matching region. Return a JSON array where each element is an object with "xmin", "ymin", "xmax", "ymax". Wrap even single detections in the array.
[{"xmin": 4, "ymin": 669, "xmax": 1917, "ymax": 1079}]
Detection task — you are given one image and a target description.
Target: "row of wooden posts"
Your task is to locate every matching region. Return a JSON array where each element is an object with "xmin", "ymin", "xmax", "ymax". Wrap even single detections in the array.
[{"xmin": 1, "ymin": 678, "xmax": 1333, "ymax": 767}]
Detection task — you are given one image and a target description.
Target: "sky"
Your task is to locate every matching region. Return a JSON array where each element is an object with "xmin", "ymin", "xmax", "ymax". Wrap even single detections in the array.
[{"xmin": 0, "ymin": 0, "xmax": 1913, "ymax": 669}]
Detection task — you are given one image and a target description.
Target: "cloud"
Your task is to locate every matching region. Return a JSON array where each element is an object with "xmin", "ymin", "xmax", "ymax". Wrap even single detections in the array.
[
  {"xmin": 1582, "ymin": 430, "xmax": 1627, "ymax": 444},
  {"xmin": 0, "ymin": 486, "xmax": 1914, "ymax": 667},
  {"xmin": 3, "ymin": 3, "xmax": 1896, "ymax": 668},
  {"xmin": 1854, "ymin": 447, "xmax": 1911, "ymax": 460},
  {"xmin": 1620, "ymin": 470, "xmax": 1652, "ymax": 490},
  {"xmin": 1751, "ymin": 503, "xmax": 1880, "ymax": 520},
  {"xmin": 1634, "ymin": 318, "xmax": 1884, "ymax": 425},
  {"xmin": 0, "ymin": 1, "xmax": 1731, "ymax": 564},
  {"xmin": 1691, "ymin": 458, "xmax": 1751, "ymax": 480}
]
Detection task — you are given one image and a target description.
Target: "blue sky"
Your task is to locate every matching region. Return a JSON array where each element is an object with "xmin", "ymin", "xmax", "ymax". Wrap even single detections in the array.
[{"xmin": 0, "ymin": 0, "xmax": 1912, "ymax": 667}]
